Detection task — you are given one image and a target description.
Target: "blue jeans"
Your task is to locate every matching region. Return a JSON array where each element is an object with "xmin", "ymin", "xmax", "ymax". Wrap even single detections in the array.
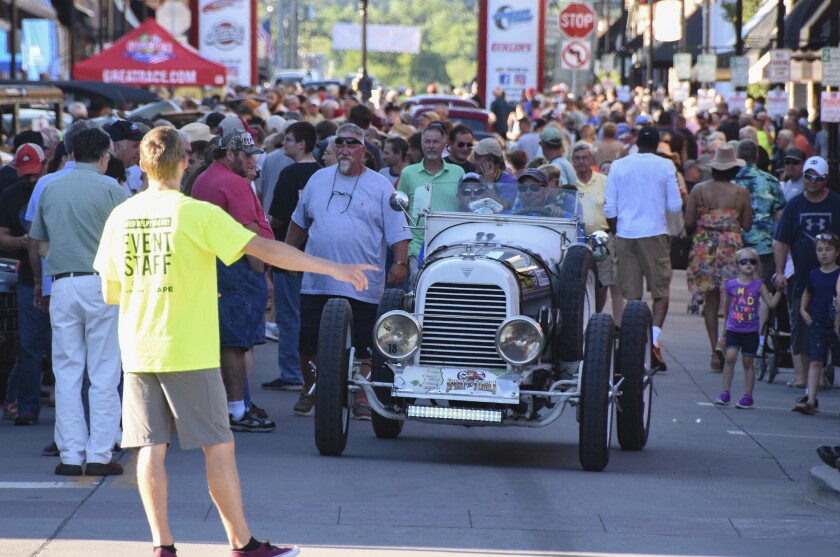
[
  {"xmin": 9, "ymin": 284, "xmax": 51, "ymax": 417},
  {"xmin": 273, "ymin": 270, "xmax": 303, "ymax": 384}
]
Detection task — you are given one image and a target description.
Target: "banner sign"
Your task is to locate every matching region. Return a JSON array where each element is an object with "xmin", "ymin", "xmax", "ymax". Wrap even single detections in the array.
[
  {"xmin": 728, "ymin": 91, "xmax": 747, "ymax": 114},
  {"xmin": 478, "ymin": 0, "xmax": 545, "ymax": 105},
  {"xmin": 332, "ymin": 23, "xmax": 421, "ymax": 54},
  {"xmin": 197, "ymin": 0, "xmax": 256, "ymax": 86},
  {"xmin": 697, "ymin": 88, "xmax": 715, "ymax": 112}
]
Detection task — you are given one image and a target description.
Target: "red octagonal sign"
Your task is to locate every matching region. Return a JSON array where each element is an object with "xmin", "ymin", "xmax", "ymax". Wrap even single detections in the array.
[{"xmin": 559, "ymin": 2, "xmax": 597, "ymax": 39}]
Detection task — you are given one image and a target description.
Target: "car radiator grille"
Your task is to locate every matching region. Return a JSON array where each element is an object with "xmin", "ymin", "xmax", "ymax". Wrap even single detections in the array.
[{"xmin": 418, "ymin": 283, "xmax": 508, "ymax": 369}]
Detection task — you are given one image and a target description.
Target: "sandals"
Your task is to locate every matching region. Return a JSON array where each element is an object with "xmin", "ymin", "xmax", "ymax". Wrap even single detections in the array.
[
  {"xmin": 786, "ymin": 378, "xmax": 806, "ymax": 389},
  {"xmin": 710, "ymin": 349, "xmax": 724, "ymax": 372}
]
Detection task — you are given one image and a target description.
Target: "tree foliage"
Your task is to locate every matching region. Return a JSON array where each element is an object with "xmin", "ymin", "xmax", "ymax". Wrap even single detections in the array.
[
  {"xmin": 300, "ymin": 0, "xmax": 477, "ymax": 89},
  {"xmin": 719, "ymin": 0, "xmax": 762, "ymax": 26}
]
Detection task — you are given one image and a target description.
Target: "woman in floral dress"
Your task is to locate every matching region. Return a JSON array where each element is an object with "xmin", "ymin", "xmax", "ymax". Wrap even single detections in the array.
[{"xmin": 685, "ymin": 145, "xmax": 753, "ymax": 371}]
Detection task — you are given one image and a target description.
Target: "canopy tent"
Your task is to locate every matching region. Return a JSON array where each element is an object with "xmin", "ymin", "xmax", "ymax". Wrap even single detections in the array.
[{"xmin": 72, "ymin": 18, "xmax": 226, "ymax": 87}]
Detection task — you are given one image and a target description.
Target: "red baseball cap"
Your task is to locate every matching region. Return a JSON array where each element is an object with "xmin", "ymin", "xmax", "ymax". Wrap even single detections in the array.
[{"xmin": 15, "ymin": 143, "xmax": 45, "ymax": 176}]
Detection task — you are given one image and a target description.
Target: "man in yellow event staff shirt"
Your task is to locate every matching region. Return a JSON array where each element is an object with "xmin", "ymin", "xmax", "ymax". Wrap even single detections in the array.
[{"xmin": 94, "ymin": 127, "xmax": 375, "ymax": 557}]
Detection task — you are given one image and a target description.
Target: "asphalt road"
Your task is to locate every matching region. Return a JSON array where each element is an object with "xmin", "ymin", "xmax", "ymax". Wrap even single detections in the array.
[{"xmin": 1, "ymin": 270, "xmax": 839, "ymax": 557}]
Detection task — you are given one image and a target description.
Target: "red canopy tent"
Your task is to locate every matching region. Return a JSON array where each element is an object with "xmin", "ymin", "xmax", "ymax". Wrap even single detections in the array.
[{"xmin": 73, "ymin": 19, "xmax": 226, "ymax": 88}]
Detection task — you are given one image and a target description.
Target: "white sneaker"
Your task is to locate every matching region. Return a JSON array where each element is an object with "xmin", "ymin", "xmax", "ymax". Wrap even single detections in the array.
[{"xmin": 265, "ymin": 322, "xmax": 279, "ymax": 341}]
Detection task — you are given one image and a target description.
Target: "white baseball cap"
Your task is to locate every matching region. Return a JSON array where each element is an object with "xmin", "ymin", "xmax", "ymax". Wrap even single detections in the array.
[{"xmin": 804, "ymin": 156, "xmax": 829, "ymax": 177}]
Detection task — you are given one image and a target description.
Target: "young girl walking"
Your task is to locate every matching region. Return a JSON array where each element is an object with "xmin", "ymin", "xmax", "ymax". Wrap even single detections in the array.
[
  {"xmin": 715, "ymin": 248, "xmax": 782, "ymax": 408},
  {"xmin": 794, "ymin": 233, "xmax": 840, "ymax": 415}
]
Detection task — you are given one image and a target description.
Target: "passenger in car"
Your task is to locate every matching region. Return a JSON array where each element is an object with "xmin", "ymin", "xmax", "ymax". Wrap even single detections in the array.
[{"xmin": 456, "ymin": 172, "xmax": 502, "ymax": 214}]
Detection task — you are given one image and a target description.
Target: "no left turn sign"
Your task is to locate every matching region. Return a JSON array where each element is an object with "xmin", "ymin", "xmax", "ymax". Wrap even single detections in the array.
[{"xmin": 561, "ymin": 40, "xmax": 591, "ymax": 71}]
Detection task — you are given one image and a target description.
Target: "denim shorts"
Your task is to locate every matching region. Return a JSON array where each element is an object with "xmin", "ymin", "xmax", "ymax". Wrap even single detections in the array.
[
  {"xmin": 299, "ymin": 294, "xmax": 377, "ymax": 357},
  {"xmin": 808, "ymin": 323, "xmax": 840, "ymax": 365},
  {"xmin": 725, "ymin": 330, "xmax": 760, "ymax": 356},
  {"xmin": 217, "ymin": 257, "xmax": 267, "ymax": 348}
]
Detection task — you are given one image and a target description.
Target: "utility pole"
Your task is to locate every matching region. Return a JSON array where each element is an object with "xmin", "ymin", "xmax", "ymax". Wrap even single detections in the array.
[
  {"xmin": 646, "ymin": 0, "xmax": 654, "ymax": 90},
  {"xmin": 829, "ymin": 0, "xmax": 839, "ymax": 192},
  {"xmin": 10, "ymin": 0, "xmax": 16, "ymax": 79},
  {"xmin": 357, "ymin": 0, "xmax": 372, "ymax": 101}
]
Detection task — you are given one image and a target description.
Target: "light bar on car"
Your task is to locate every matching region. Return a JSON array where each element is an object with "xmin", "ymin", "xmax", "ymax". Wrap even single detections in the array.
[{"xmin": 407, "ymin": 405, "xmax": 502, "ymax": 423}]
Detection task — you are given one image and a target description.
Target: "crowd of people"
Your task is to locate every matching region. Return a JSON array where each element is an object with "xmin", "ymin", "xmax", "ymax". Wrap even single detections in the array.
[{"xmin": 2, "ymin": 77, "xmax": 840, "ymax": 550}]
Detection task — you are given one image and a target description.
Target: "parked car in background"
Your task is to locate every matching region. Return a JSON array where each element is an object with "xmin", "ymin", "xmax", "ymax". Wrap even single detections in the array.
[{"xmin": 410, "ymin": 104, "xmax": 492, "ymax": 133}]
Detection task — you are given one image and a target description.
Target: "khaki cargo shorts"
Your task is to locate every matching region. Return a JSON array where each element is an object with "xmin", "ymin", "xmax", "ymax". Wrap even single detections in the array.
[
  {"xmin": 615, "ymin": 234, "xmax": 672, "ymax": 300},
  {"xmin": 122, "ymin": 368, "xmax": 233, "ymax": 450},
  {"xmin": 596, "ymin": 233, "xmax": 617, "ymax": 287}
]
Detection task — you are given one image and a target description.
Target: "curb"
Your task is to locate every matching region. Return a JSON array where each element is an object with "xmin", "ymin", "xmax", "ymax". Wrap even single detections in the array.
[{"xmin": 806, "ymin": 465, "xmax": 840, "ymax": 510}]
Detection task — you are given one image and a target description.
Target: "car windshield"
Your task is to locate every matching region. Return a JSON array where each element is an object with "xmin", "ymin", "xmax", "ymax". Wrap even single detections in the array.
[{"xmin": 419, "ymin": 181, "xmax": 586, "ymax": 222}]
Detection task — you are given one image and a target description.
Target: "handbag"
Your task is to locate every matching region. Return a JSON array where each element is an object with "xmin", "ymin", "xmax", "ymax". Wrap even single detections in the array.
[{"xmin": 670, "ymin": 232, "xmax": 692, "ymax": 270}]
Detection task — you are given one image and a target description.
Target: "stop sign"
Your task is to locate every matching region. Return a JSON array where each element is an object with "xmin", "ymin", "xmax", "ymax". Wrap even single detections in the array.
[{"xmin": 559, "ymin": 2, "xmax": 597, "ymax": 39}]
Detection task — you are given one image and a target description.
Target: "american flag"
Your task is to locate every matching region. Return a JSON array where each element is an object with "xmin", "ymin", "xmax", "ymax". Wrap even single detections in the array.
[{"xmin": 258, "ymin": 18, "xmax": 276, "ymax": 64}]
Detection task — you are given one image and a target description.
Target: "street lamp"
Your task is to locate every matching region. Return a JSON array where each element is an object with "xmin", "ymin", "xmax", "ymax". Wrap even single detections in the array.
[{"xmin": 356, "ymin": 0, "xmax": 372, "ymax": 101}]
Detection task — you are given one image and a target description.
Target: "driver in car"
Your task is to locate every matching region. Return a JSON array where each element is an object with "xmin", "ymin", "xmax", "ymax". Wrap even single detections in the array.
[{"xmin": 505, "ymin": 169, "xmax": 556, "ymax": 216}]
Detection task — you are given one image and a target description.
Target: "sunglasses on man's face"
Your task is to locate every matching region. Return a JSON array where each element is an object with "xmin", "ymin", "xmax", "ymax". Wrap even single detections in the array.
[
  {"xmin": 804, "ymin": 173, "xmax": 827, "ymax": 183},
  {"xmin": 459, "ymin": 187, "xmax": 485, "ymax": 197},
  {"xmin": 335, "ymin": 137, "xmax": 363, "ymax": 146},
  {"xmin": 455, "ymin": 141, "xmax": 474, "ymax": 149},
  {"xmin": 738, "ymin": 258, "xmax": 758, "ymax": 266},
  {"xmin": 518, "ymin": 184, "xmax": 545, "ymax": 193}
]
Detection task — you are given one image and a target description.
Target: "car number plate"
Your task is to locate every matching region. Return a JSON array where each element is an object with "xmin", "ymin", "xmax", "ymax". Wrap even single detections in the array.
[{"xmin": 393, "ymin": 366, "xmax": 520, "ymax": 404}]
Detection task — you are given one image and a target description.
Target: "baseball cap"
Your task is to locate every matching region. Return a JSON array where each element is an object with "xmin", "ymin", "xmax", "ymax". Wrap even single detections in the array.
[
  {"xmin": 13, "ymin": 130, "xmax": 45, "ymax": 150},
  {"xmin": 616, "ymin": 123, "xmax": 633, "ymax": 139},
  {"xmin": 220, "ymin": 129, "xmax": 264, "ymax": 155},
  {"xmin": 783, "ymin": 148, "xmax": 806, "ymax": 163},
  {"xmin": 636, "ymin": 126, "xmax": 660, "ymax": 149},
  {"xmin": 15, "ymin": 143, "xmax": 45, "ymax": 176},
  {"xmin": 219, "ymin": 115, "xmax": 245, "ymax": 135},
  {"xmin": 106, "ymin": 120, "xmax": 145, "ymax": 142},
  {"xmin": 181, "ymin": 122, "xmax": 212, "ymax": 143},
  {"xmin": 517, "ymin": 168, "xmax": 549, "ymax": 187},
  {"xmin": 204, "ymin": 112, "xmax": 225, "ymax": 129},
  {"xmin": 540, "ymin": 126, "xmax": 564, "ymax": 145},
  {"xmin": 803, "ymin": 156, "xmax": 829, "ymax": 177},
  {"xmin": 458, "ymin": 172, "xmax": 483, "ymax": 186},
  {"xmin": 473, "ymin": 138, "xmax": 503, "ymax": 158},
  {"xmin": 635, "ymin": 114, "xmax": 652, "ymax": 126}
]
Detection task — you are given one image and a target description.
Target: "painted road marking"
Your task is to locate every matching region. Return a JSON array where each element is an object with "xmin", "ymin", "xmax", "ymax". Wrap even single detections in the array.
[
  {"xmin": 728, "ymin": 430, "xmax": 832, "ymax": 440},
  {"xmin": 0, "ymin": 481, "xmax": 96, "ymax": 489}
]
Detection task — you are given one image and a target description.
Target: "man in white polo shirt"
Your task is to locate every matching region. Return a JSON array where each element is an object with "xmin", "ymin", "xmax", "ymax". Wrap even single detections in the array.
[{"xmin": 604, "ymin": 127, "xmax": 683, "ymax": 371}]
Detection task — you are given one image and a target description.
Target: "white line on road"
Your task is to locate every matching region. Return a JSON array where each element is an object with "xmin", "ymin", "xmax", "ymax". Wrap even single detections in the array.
[
  {"xmin": 0, "ymin": 481, "xmax": 93, "ymax": 489},
  {"xmin": 727, "ymin": 430, "xmax": 832, "ymax": 440}
]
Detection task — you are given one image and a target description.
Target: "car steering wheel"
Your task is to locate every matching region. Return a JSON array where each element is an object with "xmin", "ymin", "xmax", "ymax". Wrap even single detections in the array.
[{"xmin": 511, "ymin": 206, "xmax": 554, "ymax": 216}]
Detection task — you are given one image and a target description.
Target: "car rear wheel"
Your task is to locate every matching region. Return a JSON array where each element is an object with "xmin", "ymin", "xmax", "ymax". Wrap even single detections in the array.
[
  {"xmin": 579, "ymin": 313, "xmax": 615, "ymax": 472},
  {"xmin": 616, "ymin": 300, "xmax": 653, "ymax": 451},
  {"xmin": 314, "ymin": 298, "xmax": 353, "ymax": 456}
]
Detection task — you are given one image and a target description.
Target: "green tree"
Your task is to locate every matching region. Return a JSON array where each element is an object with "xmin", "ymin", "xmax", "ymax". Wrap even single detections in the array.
[{"xmin": 719, "ymin": 0, "xmax": 762, "ymax": 25}]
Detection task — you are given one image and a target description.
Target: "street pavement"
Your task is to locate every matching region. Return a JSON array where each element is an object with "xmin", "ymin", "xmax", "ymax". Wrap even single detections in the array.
[{"xmin": 1, "ymin": 270, "xmax": 839, "ymax": 557}]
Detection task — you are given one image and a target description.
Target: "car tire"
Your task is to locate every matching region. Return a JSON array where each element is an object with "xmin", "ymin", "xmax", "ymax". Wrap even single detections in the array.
[
  {"xmin": 557, "ymin": 245, "xmax": 596, "ymax": 363},
  {"xmin": 616, "ymin": 300, "xmax": 653, "ymax": 451},
  {"xmin": 314, "ymin": 298, "xmax": 353, "ymax": 456},
  {"xmin": 371, "ymin": 289, "xmax": 405, "ymax": 439},
  {"xmin": 579, "ymin": 312, "xmax": 615, "ymax": 472}
]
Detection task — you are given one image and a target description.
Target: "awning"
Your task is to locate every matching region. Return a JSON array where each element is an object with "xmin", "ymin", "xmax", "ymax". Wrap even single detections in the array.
[
  {"xmin": 1, "ymin": 0, "xmax": 57, "ymax": 20},
  {"xmin": 0, "ymin": 79, "xmax": 160, "ymax": 105},
  {"xmin": 743, "ymin": 0, "xmax": 829, "ymax": 53},
  {"xmin": 72, "ymin": 18, "xmax": 226, "ymax": 87}
]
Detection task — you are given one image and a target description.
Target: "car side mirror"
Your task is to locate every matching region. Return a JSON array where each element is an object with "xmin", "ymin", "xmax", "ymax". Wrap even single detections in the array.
[
  {"xmin": 389, "ymin": 191, "xmax": 419, "ymax": 228},
  {"xmin": 587, "ymin": 230, "xmax": 610, "ymax": 262}
]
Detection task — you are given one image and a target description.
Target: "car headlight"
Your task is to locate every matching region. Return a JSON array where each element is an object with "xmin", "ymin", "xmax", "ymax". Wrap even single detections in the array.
[
  {"xmin": 374, "ymin": 311, "xmax": 421, "ymax": 361},
  {"xmin": 495, "ymin": 316, "xmax": 544, "ymax": 366}
]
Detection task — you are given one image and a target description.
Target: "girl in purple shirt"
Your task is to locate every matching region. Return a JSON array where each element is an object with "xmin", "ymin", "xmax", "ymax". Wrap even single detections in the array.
[{"xmin": 715, "ymin": 248, "xmax": 782, "ymax": 409}]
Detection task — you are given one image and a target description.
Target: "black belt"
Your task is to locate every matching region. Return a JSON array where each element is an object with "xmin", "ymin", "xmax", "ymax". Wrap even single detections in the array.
[{"xmin": 53, "ymin": 272, "xmax": 99, "ymax": 281}]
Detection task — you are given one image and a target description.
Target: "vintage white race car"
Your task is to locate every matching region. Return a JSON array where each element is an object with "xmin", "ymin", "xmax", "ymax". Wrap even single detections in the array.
[{"xmin": 313, "ymin": 185, "xmax": 654, "ymax": 471}]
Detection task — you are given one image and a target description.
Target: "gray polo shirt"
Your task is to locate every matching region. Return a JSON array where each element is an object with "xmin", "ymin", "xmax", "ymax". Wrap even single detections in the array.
[{"xmin": 30, "ymin": 162, "xmax": 127, "ymax": 276}]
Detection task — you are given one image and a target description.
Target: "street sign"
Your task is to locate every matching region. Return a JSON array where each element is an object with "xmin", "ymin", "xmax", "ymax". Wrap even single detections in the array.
[
  {"xmin": 559, "ymin": 2, "xmax": 597, "ymax": 39},
  {"xmin": 821, "ymin": 92, "xmax": 840, "ymax": 123},
  {"xmin": 673, "ymin": 53, "xmax": 691, "ymax": 81},
  {"xmin": 768, "ymin": 49, "xmax": 791, "ymax": 83},
  {"xmin": 728, "ymin": 91, "xmax": 747, "ymax": 114},
  {"xmin": 560, "ymin": 39, "xmax": 591, "ymax": 71},
  {"xmin": 697, "ymin": 54, "xmax": 717, "ymax": 83},
  {"xmin": 766, "ymin": 88, "xmax": 789, "ymax": 119},
  {"xmin": 730, "ymin": 56, "xmax": 750, "ymax": 88},
  {"xmin": 823, "ymin": 48, "xmax": 840, "ymax": 87},
  {"xmin": 672, "ymin": 81, "xmax": 689, "ymax": 103}
]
